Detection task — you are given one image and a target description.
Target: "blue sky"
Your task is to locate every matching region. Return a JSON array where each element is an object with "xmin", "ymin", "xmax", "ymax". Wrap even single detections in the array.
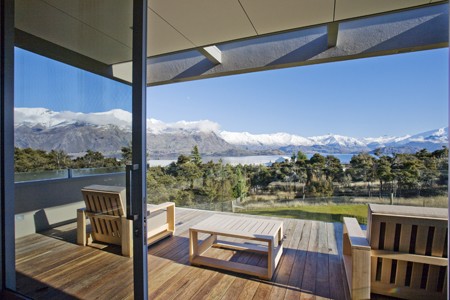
[{"xmin": 15, "ymin": 47, "xmax": 448, "ymax": 138}]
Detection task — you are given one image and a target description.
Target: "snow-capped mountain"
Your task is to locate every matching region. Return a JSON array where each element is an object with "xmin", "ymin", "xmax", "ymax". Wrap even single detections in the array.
[
  {"xmin": 220, "ymin": 127, "xmax": 447, "ymax": 154},
  {"xmin": 219, "ymin": 131, "xmax": 314, "ymax": 147},
  {"xmin": 397, "ymin": 127, "xmax": 448, "ymax": 145},
  {"xmin": 15, "ymin": 107, "xmax": 220, "ymax": 135},
  {"xmin": 218, "ymin": 129, "xmax": 445, "ymax": 151},
  {"xmin": 15, "ymin": 107, "xmax": 133, "ymax": 131},
  {"xmin": 14, "ymin": 107, "xmax": 234, "ymax": 157},
  {"xmin": 13, "ymin": 107, "xmax": 448, "ymax": 157},
  {"xmin": 148, "ymin": 118, "xmax": 220, "ymax": 134}
]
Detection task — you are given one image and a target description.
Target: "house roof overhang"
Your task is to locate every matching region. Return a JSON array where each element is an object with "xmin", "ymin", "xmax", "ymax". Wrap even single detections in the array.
[{"xmin": 14, "ymin": 0, "xmax": 449, "ymax": 86}]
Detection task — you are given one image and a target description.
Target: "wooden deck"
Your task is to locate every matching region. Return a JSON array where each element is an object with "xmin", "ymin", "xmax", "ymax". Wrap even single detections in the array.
[{"xmin": 16, "ymin": 208, "xmax": 352, "ymax": 300}]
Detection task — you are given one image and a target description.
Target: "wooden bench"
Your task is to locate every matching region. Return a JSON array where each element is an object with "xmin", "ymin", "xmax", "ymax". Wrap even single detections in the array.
[
  {"xmin": 189, "ymin": 214, "xmax": 283, "ymax": 280},
  {"xmin": 77, "ymin": 185, "xmax": 175, "ymax": 257},
  {"xmin": 344, "ymin": 204, "xmax": 448, "ymax": 300}
]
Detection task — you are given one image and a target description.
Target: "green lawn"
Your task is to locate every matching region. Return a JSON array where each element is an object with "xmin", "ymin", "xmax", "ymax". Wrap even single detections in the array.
[{"xmin": 239, "ymin": 204, "xmax": 368, "ymax": 224}]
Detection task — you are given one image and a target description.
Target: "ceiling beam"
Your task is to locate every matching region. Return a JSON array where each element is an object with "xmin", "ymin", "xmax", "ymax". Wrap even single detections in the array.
[
  {"xmin": 198, "ymin": 46, "xmax": 222, "ymax": 65},
  {"xmin": 327, "ymin": 22, "xmax": 339, "ymax": 48}
]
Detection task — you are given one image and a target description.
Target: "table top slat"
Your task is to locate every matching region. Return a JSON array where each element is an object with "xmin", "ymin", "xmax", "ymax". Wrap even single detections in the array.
[{"xmin": 191, "ymin": 214, "xmax": 283, "ymax": 240}]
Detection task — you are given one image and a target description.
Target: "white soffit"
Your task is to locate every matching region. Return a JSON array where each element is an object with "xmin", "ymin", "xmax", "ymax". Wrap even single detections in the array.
[
  {"xmin": 149, "ymin": 0, "xmax": 257, "ymax": 47},
  {"xmin": 334, "ymin": 0, "xmax": 430, "ymax": 20},
  {"xmin": 43, "ymin": 0, "xmax": 133, "ymax": 48},
  {"xmin": 15, "ymin": 0, "xmax": 132, "ymax": 64},
  {"xmin": 147, "ymin": 8, "xmax": 196, "ymax": 57},
  {"xmin": 239, "ymin": 0, "xmax": 335, "ymax": 35}
]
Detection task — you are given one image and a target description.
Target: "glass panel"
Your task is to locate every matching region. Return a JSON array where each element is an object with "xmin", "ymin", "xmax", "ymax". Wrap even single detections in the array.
[
  {"xmin": 15, "ymin": 169, "xmax": 68, "ymax": 182},
  {"xmin": 71, "ymin": 166, "xmax": 126, "ymax": 177},
  {"xmin": 14, "ymin": 1, "xmax": 136, "ymax": 298}
]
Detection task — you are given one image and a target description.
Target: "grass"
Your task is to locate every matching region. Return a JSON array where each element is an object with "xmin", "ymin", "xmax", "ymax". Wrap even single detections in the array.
[{"xmin": 239, "ymin": 204, "xmax": 368, "ymax": 224}]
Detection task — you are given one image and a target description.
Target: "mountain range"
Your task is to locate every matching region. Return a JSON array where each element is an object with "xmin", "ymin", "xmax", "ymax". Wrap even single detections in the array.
[{"xmin": 14, "ymin": 108, "xmax": 448, "ymax": 158}]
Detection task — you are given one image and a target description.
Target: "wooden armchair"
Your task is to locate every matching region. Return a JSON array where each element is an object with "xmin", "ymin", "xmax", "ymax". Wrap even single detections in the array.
[
  {"xmin": 77, "ymin": 185, "xmax": 175, "ymax": 257},
  {"xmin": 343, "ymin": 204, "xmax": 448, "ymax": 300}
]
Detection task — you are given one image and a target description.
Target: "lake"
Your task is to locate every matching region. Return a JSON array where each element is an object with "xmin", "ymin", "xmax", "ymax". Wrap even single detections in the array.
[{"xmin": 148, "ymin": 153, "xmax": 356, "ymax": 167}]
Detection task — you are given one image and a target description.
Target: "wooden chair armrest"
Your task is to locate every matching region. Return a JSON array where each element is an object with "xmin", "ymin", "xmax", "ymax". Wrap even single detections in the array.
[
  {"xmin": 121, "ymin": 218, "xmax": 133, "ymax": 257},
  {"xmin": 77, "ymin": 208, "xmax": 87, "ymax": 245},
  {"xmin": 147, "ymin": 202, "xmax": 175, "ymax": 214},
  {"xmin": 343, "ymin": 217, "xmax": 370, "ymax": 250},
  {"xmin": 146, "ymin": 202, "xmax": 176, "ymax": 245},
  {"xmin": 342, "ymin": 217, "xmax": 371, "ymax": 299}
]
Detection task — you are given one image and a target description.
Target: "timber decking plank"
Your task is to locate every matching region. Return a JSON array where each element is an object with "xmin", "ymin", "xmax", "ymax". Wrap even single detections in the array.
[
  {"xmin": 267, "ymin": 219, "xmax": 299, "ymax": 300},
  {"xmin": 251, "ymin": 281, "xmax": 273, "ymax": 299},
  {"xmin": 171, "ymin": 253, "xmax": 230, "ymax": 299},
  {"xmin": 237, "ymin": 279, "xmax": 260, "ymax": 300},
  {"xmin": 328, "ymin": 222, "xmax": 347, "ymax": 300},
  {"xmin": 193, "ymin": 272, "xmax": 236, "ymax": 300},
  {"xmin": 150, "ymin": 240, "xmax": 229, "ymax": 298},
  {"xmin": 220, "ymin": 276, "xmax": 248, "ymax": 300},
  {"xmin": 150, "ymin": 264, "xmax": 203, "ymax": 299},
  {"xmin": 284, "ymin": 220, "xmax": 311, "ymax": 300},
  {"xmin": 315, "ymin": 221, "xmax": 331, "ymax": 298},
  {"xmin": 15, "ymin": 208, "xmax": 348, "ymax": 300},
  {"xmin": 300, "ymin": 220, "xmax": 320, "ymax": 299}
]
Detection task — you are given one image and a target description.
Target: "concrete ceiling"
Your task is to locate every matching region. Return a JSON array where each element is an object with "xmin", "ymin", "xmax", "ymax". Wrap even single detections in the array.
[{"xmin": 14, "ymin": 0, "xmax": 448, "ymax": 85}]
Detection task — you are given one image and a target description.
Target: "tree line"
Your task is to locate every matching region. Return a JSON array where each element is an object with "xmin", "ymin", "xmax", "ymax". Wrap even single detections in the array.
[
  {"xmin": 14, "ymin": 148, "xmax": 121, "ymax": 172},
  {"xmin": 14, "ymin": 145, "xmax": 448, "ymax": 206},
  {"xmin": 147, "ymin": 146, "xmax": 448, "ymax": 205}
]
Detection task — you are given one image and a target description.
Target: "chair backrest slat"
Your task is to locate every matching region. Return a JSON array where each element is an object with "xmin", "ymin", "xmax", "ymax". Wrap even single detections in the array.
[
  {"xmin": 415, "ymin": 226, "xmax": 429, "ymax": 255},
  {"xmin": 82, "ymin": 190, "xmax": 125, "ymax": 216},
  {"xmin": 384, "ymin": 222, "xmax": 396, "ymax": 251},
  {"xmin": 410, "ymin": 263, "xmax": 423, "ymax": 289},
  {"xmin": 81, "ymin": 185, "xmax": 126, "ymax": 245},
  {"xmin": 370, "ymin": 219, "xmax": 381, "ymax": 249},
  {"xmin": 399, "ymin": 223, "xmax": 412, "ymax": 253},
  {"xmin": 432, "ymin": 227, "xmax": 447, "ymax": 257}
]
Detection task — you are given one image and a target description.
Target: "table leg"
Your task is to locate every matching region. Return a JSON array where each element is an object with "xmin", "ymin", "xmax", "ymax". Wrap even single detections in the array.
[
  {"xmin": 198, "ymin": 234, "xmax": 217, "ymax": 255},
  {"xmin": 189, "ymin": 229, "xmax": 199, "ymax": 262},
  {"xmin": 77, "ymin": 208, "xmax": 86, "ymax": 246},
  {"xmin": 268, "ymin": 239, "xmax": 274, "ymax": 279},
  {"xmin": 278, "ymin": 223, "xmax": 283, "ymax": 246}
]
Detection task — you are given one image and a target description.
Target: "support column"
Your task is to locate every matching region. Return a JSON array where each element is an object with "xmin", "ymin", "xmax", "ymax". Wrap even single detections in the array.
[
  {"xmin": 0, "ymin": 0, "xmax": 15, "ymax": 291},
  {"xmin": 131, "ymin": 0, "xmax": 148, "ymax": 299}
]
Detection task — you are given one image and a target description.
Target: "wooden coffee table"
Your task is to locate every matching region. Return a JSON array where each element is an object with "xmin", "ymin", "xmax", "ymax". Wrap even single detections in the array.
[{"xmin": 189, "ymin": 214, "xmax": 283, "ymax": 280}]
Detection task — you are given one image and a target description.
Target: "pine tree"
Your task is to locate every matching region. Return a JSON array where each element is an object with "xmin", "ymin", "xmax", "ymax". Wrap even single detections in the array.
[
  {"xmin": 190, "ymin": 145, "xmax": 202, "ymax": 166},
  {"xmin": 233, "ymin": 166, "xmax": 248, "ymax": 199},
  {"xmin": 121, "ymin": 146, "xmax": 132, "ymax": 165}
]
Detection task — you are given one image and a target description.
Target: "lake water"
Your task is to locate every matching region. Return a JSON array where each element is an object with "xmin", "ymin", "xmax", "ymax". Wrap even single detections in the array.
[{"xmin": 149, "ymin": 153, "xmax": 356, "ymax": 167}]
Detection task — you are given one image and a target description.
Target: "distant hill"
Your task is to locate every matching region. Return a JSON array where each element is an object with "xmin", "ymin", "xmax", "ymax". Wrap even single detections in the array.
[{"xmin": 14, "ymin": 107, "xmax": 448, "ymax": 157}]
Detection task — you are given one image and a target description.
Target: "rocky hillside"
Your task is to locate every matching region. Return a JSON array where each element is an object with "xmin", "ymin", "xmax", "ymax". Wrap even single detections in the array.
[{"xmin": 14, "ymin": 107, "xmax": 448, "ymax": 157}]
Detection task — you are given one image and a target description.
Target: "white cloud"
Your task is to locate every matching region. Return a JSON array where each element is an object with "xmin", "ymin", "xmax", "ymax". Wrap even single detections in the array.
[{"xmin": 147, "ymin": 119, "xmax": 221, "ymax": 134}]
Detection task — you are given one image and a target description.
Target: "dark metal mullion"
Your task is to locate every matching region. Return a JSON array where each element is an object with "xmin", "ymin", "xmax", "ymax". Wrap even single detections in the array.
[
  {"xmin": 441, "ymin": 48, "xmax": 450, "ymax": 299},
  {"xmin": 131, "ymin": 0, "xmax": 148, "ymax": 299},
  {"xmin": 0, "ymin": 0, "xmax": 15, "ymax": 290}
]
